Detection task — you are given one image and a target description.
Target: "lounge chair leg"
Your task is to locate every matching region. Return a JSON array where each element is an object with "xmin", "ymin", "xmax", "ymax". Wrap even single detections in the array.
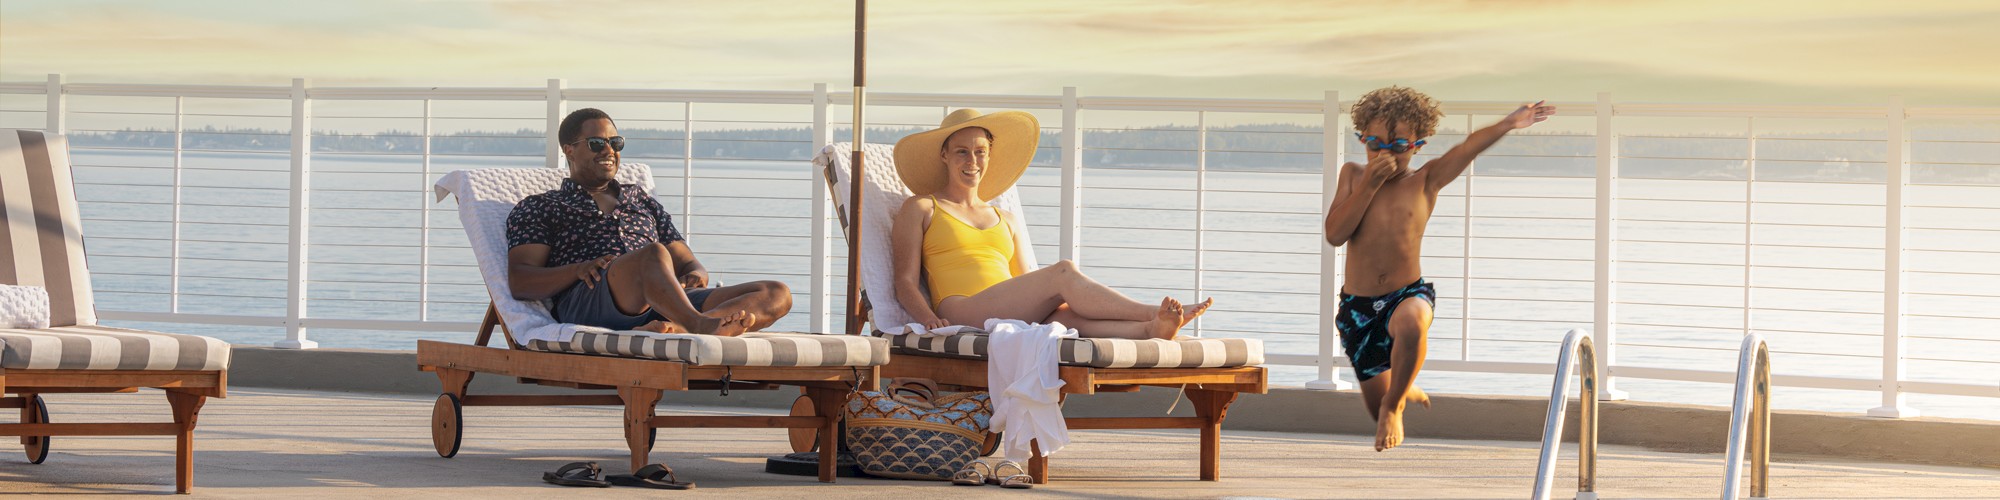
[
  {"xmin": 434, "ymin": 368, "xmax": 474, "ymax": 398},
  {"xmin": 1188, "ymin": 388, "xmax": 1237, "ymax": 481},
  {"xmin": 617, "ymin": 387, "xmax": 662, "ymax": 473},
  {"xmin": 166, "ymin": 390, "xmax": 206, "ymax": 495},
  {"xmin": 803, "ymin": 387, "xmax": 846, "ymax": 483},
  {"xmin": 1028, "ymin": 439, "xmax": 1049, "ymax": 484}
]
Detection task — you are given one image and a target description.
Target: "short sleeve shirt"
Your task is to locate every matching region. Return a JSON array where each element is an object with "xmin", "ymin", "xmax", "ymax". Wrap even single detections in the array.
[{"xmin": 506, "ymin": 178, "xmax": 684, "ymax": 268}]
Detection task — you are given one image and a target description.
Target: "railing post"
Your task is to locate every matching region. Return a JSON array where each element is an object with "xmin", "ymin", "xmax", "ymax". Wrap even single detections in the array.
[
  {"xmin": 1059, "ymin": 86, "xmax": 1083, "ymax": 263},
  {"xmin": 1192, "ymin": 110, "xmax": 1207, "ymax": 337},
  {"xmin": 419, "ymin": 99, "xmax": 434, "ymax": 322},
  {"xmin": 810, "ymin": 83, "xmax": 832, "ymax": 334},
  {"xmin": 171, "ymin": 97, "xmax": 184, "ymax": 314},
  {"xmin": 44, "ymin": 74, "xmax": 64, "ymax": 135},
  {"xmin": 1593, "ymin": 92, "xmax": 1627, "ymax": 399},
  {"xmin": 545, "ymin": 79, "xmax": 565, "ymax": 169},
  {"xmin": 1869, "ymin": 96, "xmax": 1919, "ymax": 418},
  {"xmin": 277, "ymin": 78, "xmax": 317, "ymax": 349},
  {"xmin": 1307, "ymin": 90, "xmax": 1353, "ymax": 390},
  {"xmin": 682, "ymin": 102, "xmax": 695, "ymax": 233}
]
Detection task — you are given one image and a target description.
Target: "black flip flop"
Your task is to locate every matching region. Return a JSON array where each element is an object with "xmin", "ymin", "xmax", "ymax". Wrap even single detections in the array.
[
  {"xmin": 607, "ymin": 463, "xmax": 696, "ymax": 490},
  {"xmin": 543, "ymin": 461, "xmax": 612, "ymax": 488}
]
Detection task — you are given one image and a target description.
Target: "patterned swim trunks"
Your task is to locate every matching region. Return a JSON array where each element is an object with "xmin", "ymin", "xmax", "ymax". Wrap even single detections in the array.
[{"xmin": 1335, "ymin": 278, "xmax": 1436, "ymax": 383}]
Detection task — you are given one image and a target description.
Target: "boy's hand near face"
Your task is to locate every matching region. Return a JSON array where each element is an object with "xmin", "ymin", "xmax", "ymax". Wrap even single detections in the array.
[{"xmin": 1363, "ymin": 152, "xmax": 1407, "ymax": 189}]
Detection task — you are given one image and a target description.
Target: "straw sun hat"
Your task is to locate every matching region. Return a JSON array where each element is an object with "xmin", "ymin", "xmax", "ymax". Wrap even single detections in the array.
[{"xmin": 892, "ymin": 109, "xmax": 1040, "ymax": 201}]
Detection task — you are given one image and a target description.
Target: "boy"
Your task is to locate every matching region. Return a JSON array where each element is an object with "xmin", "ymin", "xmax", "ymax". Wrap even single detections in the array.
[{"xmin": 1323, "ymin": 87, "xmax": 1553, "ymax": 451}]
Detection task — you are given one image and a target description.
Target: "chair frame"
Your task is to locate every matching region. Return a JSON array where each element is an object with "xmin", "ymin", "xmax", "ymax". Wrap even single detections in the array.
[
  {"xmin": 820, "ymin": 158, "xmax": 1267, "ymax": 483},
  {"xmin": 415, "ymin": 304, "xmax": 876, "ymax": 482},
  {"xmin": 1, "ymin": 370, "xmax": 223, "ymax": 494}
]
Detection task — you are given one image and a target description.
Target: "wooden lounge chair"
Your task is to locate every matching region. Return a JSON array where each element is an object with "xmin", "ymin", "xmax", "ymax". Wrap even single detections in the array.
[
  {"xmin": 814, "ymin": 142, "xmax": 1268, "ymax": 483},
  {"xmin": 0, "ymin": 130, "xmax": 231, "ymax": 494},
  {"xmin": 421, "ymin": 165, "xmax": 887, "ymax": 482}
]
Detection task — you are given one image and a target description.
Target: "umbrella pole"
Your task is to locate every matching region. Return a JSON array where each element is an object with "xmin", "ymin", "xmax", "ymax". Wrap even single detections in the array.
[
  {"xmin": 767, "ymin": 0, "xmax": 868, "ymax": 479},
  {"xmin": 844, "ymin": 0, "xmax": 868, "ymax": 338}
]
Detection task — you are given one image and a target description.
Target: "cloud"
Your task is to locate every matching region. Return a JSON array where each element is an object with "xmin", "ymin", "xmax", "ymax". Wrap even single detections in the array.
[{"xmin": 2, "ymin": 0, "xmax": 1995, "ymax": 104}]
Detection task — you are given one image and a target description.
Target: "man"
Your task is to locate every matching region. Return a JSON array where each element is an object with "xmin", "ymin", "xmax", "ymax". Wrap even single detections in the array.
[{"xmin": 505, "ymin": 108, "xmax": 789, "ymax": 335}]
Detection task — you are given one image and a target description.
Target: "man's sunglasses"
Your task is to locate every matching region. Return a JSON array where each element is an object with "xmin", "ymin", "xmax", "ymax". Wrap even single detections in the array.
[
  {"xmin": 1354, "ymin": 133, "xmax": 1425, "ymax": 154},
  {"xmin": 569, "ymin": 136, "xmax": 626, "ymax": 153}
]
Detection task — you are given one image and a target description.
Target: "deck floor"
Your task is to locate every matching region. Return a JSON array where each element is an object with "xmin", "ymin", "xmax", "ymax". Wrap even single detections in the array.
[{"xmin": 3, "ymin": 388, "xmax": 1995, "ymax": 498}]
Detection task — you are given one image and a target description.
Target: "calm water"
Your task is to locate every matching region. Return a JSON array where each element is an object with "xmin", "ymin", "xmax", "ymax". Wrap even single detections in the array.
[{"xmin": 71, "ymin": 150, "xmax": 2000, "ymax": 420}]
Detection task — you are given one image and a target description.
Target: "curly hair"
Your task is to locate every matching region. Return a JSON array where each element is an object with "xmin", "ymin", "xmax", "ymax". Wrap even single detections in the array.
[{"xmin": 1351, "ymin": 86, "xmax": 1444, "ymax": 140}]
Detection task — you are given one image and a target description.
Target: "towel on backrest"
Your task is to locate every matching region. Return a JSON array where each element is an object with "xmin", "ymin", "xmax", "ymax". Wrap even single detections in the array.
[
  {"xmin": 985, "ymin": 318, "xmax": 1074, "ymax": 461},
  {"xmin": 432, "ymin": 165, "xmax": 655, "ymax": 345},
  {"xmin": 817, "ymin": 142, "xmax": 1039, "ymax": 334}
]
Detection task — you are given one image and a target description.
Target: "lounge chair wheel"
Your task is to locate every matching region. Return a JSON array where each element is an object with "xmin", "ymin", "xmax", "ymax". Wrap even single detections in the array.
[
  {"xmin": 23, "ymin": 395, "xmax": 50, "ymax": 464},
  {"xmin": 432, "ymin": 393, "xmax": 463, "ymax": 458},
  {"xmin": 787, "ymin": 395, "xmax": 817, "ymax": 453}
]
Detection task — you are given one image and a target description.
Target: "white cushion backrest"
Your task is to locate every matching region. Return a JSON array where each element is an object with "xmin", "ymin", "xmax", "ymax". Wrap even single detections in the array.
[{"xmin": 431, "ymin": 164, "xmax": 654, "ymax": 344}]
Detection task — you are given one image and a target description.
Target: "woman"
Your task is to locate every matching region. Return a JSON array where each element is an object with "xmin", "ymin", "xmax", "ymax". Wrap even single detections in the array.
[{"xmin": 890, "ymin": 109, "xmax": 1209, "ymax": 340}]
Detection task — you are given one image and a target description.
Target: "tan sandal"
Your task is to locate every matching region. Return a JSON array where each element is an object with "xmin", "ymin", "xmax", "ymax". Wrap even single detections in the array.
[
  {"xmin": 990, "ymin": 460, "xmax": 1034, "ymax": 489},
  {"xmin": 951, "ymin": 461, "xmax": 993, "ymax": 486}
]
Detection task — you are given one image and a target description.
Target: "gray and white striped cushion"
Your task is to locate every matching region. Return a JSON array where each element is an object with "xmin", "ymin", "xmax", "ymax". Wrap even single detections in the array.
[
  {"xmin": 880, "ymin": 331, "xmax": 1263, "ymax": 369},
  {"xmin": 0, "ymin": 324, "xmax": 231, "ymax": 371},
  {"xmin": 524, "ymin": 330, "xmax": 889, "ymax": 367},
  {"xmin": 0, "ymin": 131, "xmax": 95, "ymax": 328}
]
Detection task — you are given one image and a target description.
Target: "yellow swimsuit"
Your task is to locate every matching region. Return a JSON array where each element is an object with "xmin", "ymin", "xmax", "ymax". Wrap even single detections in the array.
[{"xmin": 922, "ymin": 196, "xmax": 1016, "ymax": 309}]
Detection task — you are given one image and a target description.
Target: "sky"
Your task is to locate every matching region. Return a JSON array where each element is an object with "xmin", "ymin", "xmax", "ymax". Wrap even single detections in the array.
[{"xmin": 2, "ymin": 0, "xmax": 1998, "ymax": 105}]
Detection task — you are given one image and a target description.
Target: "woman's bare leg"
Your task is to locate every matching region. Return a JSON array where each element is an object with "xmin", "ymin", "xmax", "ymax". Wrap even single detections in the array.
[
  {"xmin": 1045, "ymin": 304, "xmax": 1153, "ymax": 339},
  {"xmin": 940, "ymin": 260, "xmax": 1215, "ymax": 339},
  {"xmin": 939, "ymin": 260, "xmax": 1148, "ymax": 326}
]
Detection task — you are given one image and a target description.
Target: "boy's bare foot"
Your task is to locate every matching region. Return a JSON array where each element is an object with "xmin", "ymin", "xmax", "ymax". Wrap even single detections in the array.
[
  {"xmin": 1376, "ymin": 406, "xmax": 1406, "ymax": 452},
  {"xmin": 1405, "ymin": 385, "xmax": 1432, "ymax": 410},
  {"xmin": 635, "ymin": 319, "xmax": 686, "ymax": 333},
  {"xmin": 1148, "ymin": 297, "xmax": 1184, "ymax": 340},
  {"xmin": 1178, "ymin": 297, "xmax": 1213, "ymax": 328},
  {"xmin": 691, "ymin": 311, "xmax": 756, "ymax": 337}
]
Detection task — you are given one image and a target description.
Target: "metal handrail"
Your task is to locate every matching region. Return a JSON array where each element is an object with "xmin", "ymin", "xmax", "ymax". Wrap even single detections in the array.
[
  {"xmin": 1721, "ymin": 333, "xmax": 1772, "ymax": 500},
  {"xmin": 1532, "ymin": 328, "xmax": 1598, "ymax": 500}
]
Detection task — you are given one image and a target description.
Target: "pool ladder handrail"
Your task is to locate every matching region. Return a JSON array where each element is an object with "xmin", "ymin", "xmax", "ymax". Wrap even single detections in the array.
[
  {"xmin": 1721, "ymin": 333, "xmax": 1772, "ymax": 500},
  {"xmin": 1531, "ymin": 328, "xmax": 1598, "ymax": 500}
]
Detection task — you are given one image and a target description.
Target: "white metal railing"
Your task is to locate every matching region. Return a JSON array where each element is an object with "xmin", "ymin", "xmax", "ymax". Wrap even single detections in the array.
[
  {"xmin": 1532, "ymin": 329, "xmax": 1599, "ymax": 500},
  {"xmin": 1721, "ymin": 333, "xmax": 1773, "ymax": 500},
  {"xmin": 5, "ymin": 75, "xmax": 2000, "ymax": 419}
]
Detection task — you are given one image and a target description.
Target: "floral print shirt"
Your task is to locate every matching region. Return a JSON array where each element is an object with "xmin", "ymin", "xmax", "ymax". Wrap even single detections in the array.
[{"xmin": 505, "ymin": 178, "xmax": 684, "ymax": 268}]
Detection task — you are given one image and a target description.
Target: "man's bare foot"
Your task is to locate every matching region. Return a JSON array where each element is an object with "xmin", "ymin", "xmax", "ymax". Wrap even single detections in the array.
[
  {"xmin": 1375, "ymin": 407, "xmax": 1405, "ymax": 452},
  {"xmin": 1147, "ymin": 297, "xmax": 1184, "ymax": 340},
  {"xmin": 1178, "ymin": 297, "xmax": 1213, "ymax": 328},
  {"xmin": 635, "ymin": 319, "xmax": 686, "ymax": 333},
  {"xmin": 691, "ymin": 311, "xmax": 756, "ymax": 337}
]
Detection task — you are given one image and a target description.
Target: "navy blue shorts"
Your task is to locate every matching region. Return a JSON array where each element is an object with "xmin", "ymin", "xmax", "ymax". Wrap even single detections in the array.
[
  {"xmin": 1335, "ymin": 278, "xmax": 1435, "ymax": 383},
  {"xmin": 550, "ymin": 269, "xmax": 715, "ymax": 331}
]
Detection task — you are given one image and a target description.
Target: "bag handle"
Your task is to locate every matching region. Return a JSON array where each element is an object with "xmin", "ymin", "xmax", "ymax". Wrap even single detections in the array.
[{"xmin": 885, "ymin": 377, "xmax": 939, "ymax": 404}]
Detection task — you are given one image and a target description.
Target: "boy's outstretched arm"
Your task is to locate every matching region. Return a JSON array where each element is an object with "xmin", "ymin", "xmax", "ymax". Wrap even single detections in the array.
[
  {"xmin": 1324, "ymin": 153, "xmax": 1402, "ymax": 247},
  {"xmin": 1422, "ymin": 100, "xmax": 1556, "ymax": 193}
]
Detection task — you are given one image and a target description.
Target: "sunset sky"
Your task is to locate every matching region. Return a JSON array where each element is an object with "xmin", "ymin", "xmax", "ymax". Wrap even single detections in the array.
[{"xmin": 2, "ymin": 0, "xmax": 1996, "ymax": 105}]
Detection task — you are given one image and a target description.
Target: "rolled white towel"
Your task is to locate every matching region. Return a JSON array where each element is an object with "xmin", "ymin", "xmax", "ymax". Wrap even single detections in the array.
[{"xmin": 0, "ymin": 284, "xmax": 51, "ymax": 329}]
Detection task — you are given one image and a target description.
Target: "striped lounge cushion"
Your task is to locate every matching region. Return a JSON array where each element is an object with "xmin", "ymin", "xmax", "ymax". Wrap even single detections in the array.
[
  {"xmin": 880, "ymin": 331, "xmax": 1263, "ymax": 369},
  {"xmin": 0, "ymin": 324, "xmax": 231, "ymax": 371},
  {"xmin": 0, "ymin": 130, "xmax": 95, "ymax": 328},
  {"xmin": 524, "ymin": 330, "xmax": 889, "ymax": 367}
]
